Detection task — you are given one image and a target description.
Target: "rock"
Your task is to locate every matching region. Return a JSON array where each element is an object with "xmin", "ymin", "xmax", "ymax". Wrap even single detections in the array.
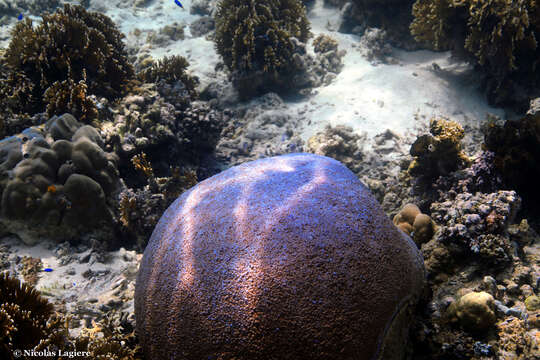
[
  {"xmin": 482, "ymin": 276, "xmax": 497, "ymax": 296},
  {"xmin": 448, "ymin": 291, "xmax": 497, "ymax": 332},
  {"xmin": 525, "ymin": 295, "xmax": 540, "ymax": 311},
  {"xmin": 135, "ymin": 153, "xmax": 425, "ymax": 360}
]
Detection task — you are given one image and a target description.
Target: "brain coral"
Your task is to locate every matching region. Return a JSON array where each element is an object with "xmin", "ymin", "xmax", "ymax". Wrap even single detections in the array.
[{"xmin": 135, "ymin": 153, "xmax": 425, "ymax": 360}]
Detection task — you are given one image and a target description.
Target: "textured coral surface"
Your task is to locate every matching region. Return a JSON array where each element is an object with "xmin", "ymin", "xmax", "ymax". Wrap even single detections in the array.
[{"xmin": 135, "ymin": 153, "xmax": 424, "ymax": 360}]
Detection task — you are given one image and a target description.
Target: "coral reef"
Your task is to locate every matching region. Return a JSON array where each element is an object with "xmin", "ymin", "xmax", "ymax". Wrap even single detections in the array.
[
  {"xmin": 0, "ymin": 4, "xmax": 133, "ymax": 120},
  {"xmin": 307, "ymin": 124, "xmax": 364, "ymax": 174},
  {"xmin": 337, "ymin": 0, "xmax": 417, "ymax": 48},
  {"xmin": 214, "ymin": 0, "xmax": 311, "ymax": 97},
  {"xmin": 358, "ymin": 28, "xmax": 394, "ymax": 65},
  {"xmin": 19, "ymin": 256, "xmax": 42, "ymax": 287},
  {"xmin": 190, "ymin": 0, "xmax": 218, "ymax": 16},
  {"xmin": 143, "ymin": 23, "xmax": 186, "ymax": 48},
  {"xmin": 215, "ymin": 93, "xmax": 305, "ymax": 165},
  {"xmin": 118, "ymin": 166, "xmax": 197, "ymax": 248},
  {"xmin": 483, "ymin": 98, "xmax": 540, "ymax": 213},
  {"xmin": 0, "ymin": 0, "xmax": 60, "ymax": 17},
  {"xmin": 137, "ymin": 55, "xmax": 199, "ymax": 105},
  {"xmin": 136, "ymin": 153, "xmax": 424, "ymax": 360},
  {"xmin": 393, "ymin": 203, "xmax": 435, "ymax": 246},
  {"xmin": 105, "ymin": 83, "xmax": 224, "ymax": 173},
  {"xmin": 497, "ymin": 317, "xmax": 538, "ymax": 359},
  {"xmin": 312, "ymin": 34, "xmax": 346, "ymax": 81},
  {"xmin": 408, "ymin": 118, "xmax": 470, "ymax": 186},
  {"xmin": 0, "ymin": 114, "xmax": 121, "ymax": 245},
  {"xmin": 410, "ymin": 0, "xmax": 540, "ymax": 107},
  {"xmin": 190, "ymin": 16, "xmax": 215, "ymax": 37},
  {"xmin": 0, "ymin": 272, "xmax": 68, "ymax": 358},
  {"xmin": 430, "ymin": 190, "xmax": 521, "ymax": 266}
]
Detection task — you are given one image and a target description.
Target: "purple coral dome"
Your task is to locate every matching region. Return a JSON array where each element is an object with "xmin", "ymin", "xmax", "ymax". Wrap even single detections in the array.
[{"xmin": 135, "ymin": 153, "xmax": 425, "ymax": 360}]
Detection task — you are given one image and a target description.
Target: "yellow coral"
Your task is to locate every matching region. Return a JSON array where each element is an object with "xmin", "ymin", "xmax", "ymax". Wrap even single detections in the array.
[{"xmin": 131, "ymin": 153, "xmax": 154, "ymax": 179}]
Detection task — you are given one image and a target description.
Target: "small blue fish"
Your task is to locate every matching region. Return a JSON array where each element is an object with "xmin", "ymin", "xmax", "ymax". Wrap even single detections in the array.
[
  {"xmin": 174, "ymin": 0, "xmax": 183, "ymax": 9},
  {"xmin": 17, "ymin": 13, "xmax": 23, "ymax": 21},
  {"xmin": 43, "ymin": 268, "xmax": 53, "ymax": 272}
]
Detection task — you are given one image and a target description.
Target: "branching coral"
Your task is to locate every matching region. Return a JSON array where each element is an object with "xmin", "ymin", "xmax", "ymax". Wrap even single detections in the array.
[
  {"xmin": 0, "ymin": 4, "xmax": 133, "ymax": 120},
  {"xmin": 410, "ymin": 0, "xmax": 540, "ymax": 106},
  {"xmin": 214, "ymin": 0, "xmax": 311, "ymax": 96},
  {"xmin": 0, "ymin": 272, "xmax": 141, "ymax": 359},
  {"xmin": 137, "ymin": 55, "xmax": 199, "ymax": 101},
  {"xmin": 0, "ymin": 272, "xmax": 68, "ymax": 359}
]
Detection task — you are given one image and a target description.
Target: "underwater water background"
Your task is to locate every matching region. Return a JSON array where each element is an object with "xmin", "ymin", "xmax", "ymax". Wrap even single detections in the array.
[{"xmin": 0, "ymin": 0, "xmax": 539, "ymax": 359}]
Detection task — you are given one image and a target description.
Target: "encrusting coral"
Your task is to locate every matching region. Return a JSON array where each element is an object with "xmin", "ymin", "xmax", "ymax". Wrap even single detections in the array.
[
  {"xmin": 214, "ymin": 0, "xmax": 311, "ymax": 97},
  {"xmin": 410, "ymin": 0, "xmax": 540, "ymax": 107},
  {"xmin": 0, "ymin": 4, "xmax": 133, "ymax": 123}
]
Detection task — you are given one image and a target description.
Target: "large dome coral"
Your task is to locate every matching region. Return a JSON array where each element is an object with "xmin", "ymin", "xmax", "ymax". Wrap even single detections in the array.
[{"xmin": 135, "ymin": 153, "xmax": 425, "ymax": 360}]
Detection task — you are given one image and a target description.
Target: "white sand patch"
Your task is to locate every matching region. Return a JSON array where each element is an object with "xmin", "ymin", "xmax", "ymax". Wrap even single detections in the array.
[
  {"xmin": 1, "ymin": 235, "xmax": 139, "ymax": 335},
  {"xmin": 0, "ymin": 0, "xmax": 507, "ymax": 144},
  {"xmin": 295, "ymin": 0, "xmax": 505, "ymax": 141}
]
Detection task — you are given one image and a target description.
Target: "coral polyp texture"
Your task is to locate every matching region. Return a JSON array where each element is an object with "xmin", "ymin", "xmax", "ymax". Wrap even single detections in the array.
[
  {"xmin": 135, "ymin": 153, "xmax": 425, "ymax": 360},
  {"xmin": 214, "ymin": 0, "xmax": 311, "ymax": 97},
  {"xmin": 410, "ymin": 0, "xmax": 540, "ymax": 107},
  {"xmin": 0, "ymin": 4, "xmax": 133, "ymax": 121}
]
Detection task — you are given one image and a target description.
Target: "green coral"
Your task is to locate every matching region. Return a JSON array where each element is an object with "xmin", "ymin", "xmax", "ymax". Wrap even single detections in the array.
[
  {"xmin": 0, "ymin": 4, "xmax": 133, "ymax": 122},
  {"xmin": 214, "ymin": 0, "xmax": 311, "ymax": 97},
  {"xmin": 409, "ymin": 118, "xmax": 470, "ymax": 184},
  {"xmin": 410, "ymin": 0, "xmax": 540, "ymax": 106}
]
